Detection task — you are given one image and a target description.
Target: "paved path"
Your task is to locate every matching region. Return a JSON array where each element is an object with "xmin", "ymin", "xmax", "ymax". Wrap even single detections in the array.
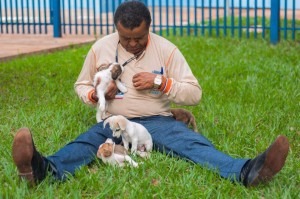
[{"xmin": 0, "ymin": 34, "xmax": 96, "ymax": 62}]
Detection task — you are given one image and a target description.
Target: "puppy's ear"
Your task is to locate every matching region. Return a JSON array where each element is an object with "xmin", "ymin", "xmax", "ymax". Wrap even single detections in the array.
[
  {"xmin": 98, "ymin": 143, "xmax": 113, "ymax": 157},
  {"xmin": 116, "ymin": 115, "xmax": 127, "ymax": 131},
  {"xmin": 103, "ymin": 118, "xmax": 111, "ymax": 129},
  {"xmin": 103, "ymin": 144, "xmax": 113, "ymax": 157},
  {"xmin": 98, "ymin": 63, "xmax": 111, "ymax": 71},
  {"xmin": 97, "ymin": 144, "xmax": 105, "ymax": 158}
]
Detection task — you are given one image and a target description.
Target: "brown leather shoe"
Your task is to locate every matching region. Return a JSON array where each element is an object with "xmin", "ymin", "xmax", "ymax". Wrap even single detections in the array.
[
  {"xmin": 241, "ymin": 135, "xmax": 289, "ymax": 187},
  {"xmin": 12, "ymin": 128, "xmax": 47, "ymax": 186}
]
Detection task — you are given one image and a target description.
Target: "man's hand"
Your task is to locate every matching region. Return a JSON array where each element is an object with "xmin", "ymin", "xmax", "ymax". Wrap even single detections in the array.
[
  {"xmin": 132, "ymin": 72, "xmax": 156, "ymax": 90},
  {"xmin": 92, "ymin": 81, "xmax": 118, "ymax": 102},
  {"xmin": 105, "ymin": 81, "xmax": 118, "ymax": 100},
  {"xmin": 91, "ymin": 90, "xmax": 99, "ymax": 102}
]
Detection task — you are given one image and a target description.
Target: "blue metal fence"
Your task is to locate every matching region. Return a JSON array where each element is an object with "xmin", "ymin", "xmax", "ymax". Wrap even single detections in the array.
[{"xmin": 0, "ymin": 0, "xmax": 299, "ymax": 44}]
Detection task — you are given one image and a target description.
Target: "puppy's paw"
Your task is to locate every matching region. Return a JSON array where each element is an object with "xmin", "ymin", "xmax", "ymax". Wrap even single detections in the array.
[
  {"xmin": 97, "ymin": 118, "xmax": 103, "ymax": 123},
  {"xmin": 96, "ymin": 113, "xmax": 103, "ymax": 123},
  {"xmin": 130, "ymin": 151, "xmax": 137, "ymax": 157},
  {"xmin": 132, "ymin": 162, "xmax": 139, "ymax": 167},
  {"xmin": 120, "ymin": 87, "xmax": 128, "ymax": 93},
  {"xmin": 137, "ymin": 151, "xmax": 151, "ymax": 159}
]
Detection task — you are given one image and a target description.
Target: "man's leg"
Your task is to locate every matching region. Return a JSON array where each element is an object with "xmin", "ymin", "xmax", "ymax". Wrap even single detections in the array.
[
  {"xmin": 46, "ymin": 122, "xmax": 118, "ymax": 180},
  {"xmin": 240, "ymin": 135, "xmax": 289, "ymax": 186},
  {"xmin": 12, "ymin": 128, "xmax": 48, "ymax": 186},
  {"xmin": 133, "ymin": 116, "xmax": 247, "ymax": 181},
  {"xmin": 12, "ymin": 122, "xmax": 119, "ymax": 184},
  {"xmin": 134, "ymin": 116, "xmax": 289, "ymax": 186}
]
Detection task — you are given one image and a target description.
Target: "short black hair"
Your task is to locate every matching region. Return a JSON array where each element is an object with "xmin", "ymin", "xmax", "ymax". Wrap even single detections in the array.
[{"xmin": 114, "ymin": 1, "xmax": 151, "ymax": 30}]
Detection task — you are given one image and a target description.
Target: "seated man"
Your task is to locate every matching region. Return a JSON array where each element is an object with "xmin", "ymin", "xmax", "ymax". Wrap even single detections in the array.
[{"xmin": 12, "ymin": 1, "xmax": 289, "ymax": 187}]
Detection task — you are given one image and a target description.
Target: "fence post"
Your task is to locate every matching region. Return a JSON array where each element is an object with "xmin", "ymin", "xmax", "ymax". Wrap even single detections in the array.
[
  {"xmin": 140, "ymin": 0, "xmax": 148, "ymax": 5},
  {"xmin": 270, "ymin": 0, "xmax": 280, "ymax": 44},
  {"xmin": 52, "ymin": 0, "xmax": 62, "ymax": 38}
]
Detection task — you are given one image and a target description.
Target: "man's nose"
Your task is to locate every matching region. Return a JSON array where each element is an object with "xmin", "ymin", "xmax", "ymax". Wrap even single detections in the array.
[{"xmin": 129, "ymin": 39, "xmax": 137, "ymax": 47}]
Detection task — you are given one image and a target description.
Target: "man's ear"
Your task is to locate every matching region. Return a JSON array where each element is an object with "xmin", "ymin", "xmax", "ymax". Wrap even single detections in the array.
[{"xmin": 117, "ymin": 116, "xmax": 127, "ymax": 130}]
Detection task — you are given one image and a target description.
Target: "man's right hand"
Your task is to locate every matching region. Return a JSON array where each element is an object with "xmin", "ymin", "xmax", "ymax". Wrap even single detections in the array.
[
  {"xmin": 92, "ymin": 81, "xmax": 118, "ymax": 103},
  {"xmin": 105, "ymin": 81, "xmax": 118, "ymax": 100},
  {"xmin": 91, "ymin": 90, "xmax": 99, "ymax": 102}
]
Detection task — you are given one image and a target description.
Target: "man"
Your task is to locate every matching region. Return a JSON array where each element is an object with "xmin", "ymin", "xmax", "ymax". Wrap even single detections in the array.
[{"xmin": 12, "ymin": 1, "xmax": 289, "ymax": 187}]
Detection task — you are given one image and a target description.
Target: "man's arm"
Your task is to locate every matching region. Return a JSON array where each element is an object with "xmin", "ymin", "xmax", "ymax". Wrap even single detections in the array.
[
  {"xmin": 74, "ymin": 48, "xmax": 119, "ymax": 106},
  {"xmin": 74, "ymin": 48, "xmax": 98, "ymax": 106},
  {"xmin": 132, "ymin": 48, "xmax": 202, "ymax": 105},
  {"xmin": 163, "ymin": 48, "xmax": 202, "ymax": 105}
]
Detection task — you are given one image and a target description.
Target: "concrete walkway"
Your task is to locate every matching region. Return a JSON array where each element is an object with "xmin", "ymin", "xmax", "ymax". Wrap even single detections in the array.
[{"xmin": 0, "ymin": 34, "xmax": 97, "ymax": 62}]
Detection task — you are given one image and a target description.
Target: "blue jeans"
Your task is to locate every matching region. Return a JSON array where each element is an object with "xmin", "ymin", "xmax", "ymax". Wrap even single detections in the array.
[{"xmin": 46, "ymin": 116, "xmax": 248, "ymax": 181}]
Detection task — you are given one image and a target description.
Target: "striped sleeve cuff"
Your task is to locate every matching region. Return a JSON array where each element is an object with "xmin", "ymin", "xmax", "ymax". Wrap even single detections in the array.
[
  {"xmin": 88, "ymin": 89, "xmax": 97, "ymax": 103},
  {"xmin": 161, "ymin": 78, "xmax": 173, "ymax": 94}
]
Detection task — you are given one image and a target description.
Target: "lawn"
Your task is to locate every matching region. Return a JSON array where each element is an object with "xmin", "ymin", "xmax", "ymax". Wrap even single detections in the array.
[{"xmin": 0, "ymin": 36, "xmax": 299, "ymax": 198}]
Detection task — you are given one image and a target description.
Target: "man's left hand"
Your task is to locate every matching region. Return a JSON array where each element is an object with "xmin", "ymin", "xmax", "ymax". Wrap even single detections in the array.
[{"xmin": 132, "ymin": 72, "xmax": 156, "ymax": 90}]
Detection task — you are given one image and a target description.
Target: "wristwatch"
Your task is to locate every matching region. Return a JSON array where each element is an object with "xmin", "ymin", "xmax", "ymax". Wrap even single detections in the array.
[{"xmin": 153, "ymin": 75, "xmax": 162, "ymax": 90}]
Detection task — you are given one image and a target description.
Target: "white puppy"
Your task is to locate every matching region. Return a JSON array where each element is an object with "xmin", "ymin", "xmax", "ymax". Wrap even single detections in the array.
[
  {"xmin": 97, "ymin": 138, "xmax": 138, "ymax": 167},
  {"xmin": 93, "ymin": 63, "xmax": 127, "ymax": 122},
  {"xmin": 103, "ymin": 115, "xmax": 153, "ymax": 158}
]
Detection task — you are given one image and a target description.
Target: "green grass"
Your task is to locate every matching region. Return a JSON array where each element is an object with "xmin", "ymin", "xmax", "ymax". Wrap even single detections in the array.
[{"xmin": 0, "ymin": 36, "xmax": 299, "ymax": 198}]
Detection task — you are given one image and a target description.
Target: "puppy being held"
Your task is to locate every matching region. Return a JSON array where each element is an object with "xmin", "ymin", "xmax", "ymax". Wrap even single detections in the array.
[
  {"xmin": 97, "ymin": 138, "xmax": 139, "ymax": 167},
  {"xmin": 170, "ymin": 108, "xmax": 198, "ymax": 132},
  {"xmin": 94, "ymin": 62, "xmax": 127, "ymax": 122},
  {"xmin": 103, "ymin": 115, "xmax": 153, "ymax": 158}
]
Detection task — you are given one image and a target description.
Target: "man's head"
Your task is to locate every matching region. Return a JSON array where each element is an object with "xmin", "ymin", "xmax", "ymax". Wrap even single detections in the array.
[
  {"xmin": 114, "ymin": 1, "xmax": 152, "ymax": 55},
  {"xmin": 114, "ymin": 1, "xmax": 151, "ymax": 30}
]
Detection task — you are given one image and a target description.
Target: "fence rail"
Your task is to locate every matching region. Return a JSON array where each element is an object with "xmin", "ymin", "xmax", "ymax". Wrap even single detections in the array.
[{"xmin": 0, "ymin": 0, "xmax": 299, "ymax": 44}]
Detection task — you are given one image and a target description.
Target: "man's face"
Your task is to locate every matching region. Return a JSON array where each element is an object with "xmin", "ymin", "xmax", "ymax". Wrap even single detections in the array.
[{"xmin": 116, "ymin": 20, "xmax": 149, "ymax": 55}]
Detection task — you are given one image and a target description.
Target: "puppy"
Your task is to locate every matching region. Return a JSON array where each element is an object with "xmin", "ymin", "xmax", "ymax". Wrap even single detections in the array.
[
  {"xmin": 97, "ymin": 138, "xmax": 138, "ymax": 167},
  {"xmin": 170, "ymin": 108, "xmax": 198, "ymax": 132},
  {"xmin": 94, "ymin": 63, "xmax": 127, "ymax": 122},
  {"xmin": 103, "ymin": 115, "xmax": 153, "ymax": 158}
]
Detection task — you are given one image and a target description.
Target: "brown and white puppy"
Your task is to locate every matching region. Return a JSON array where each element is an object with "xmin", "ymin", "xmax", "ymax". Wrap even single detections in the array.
[
  {"xmin": 103, "ymin": 115, "xmax": 153, "ymax": 158},
  {"xmin": 170, "ymin": 108, "xmax": 198, "ymax": 132},
  {"xmin": 94, "ymin": 63, "xmax": 127, "ymax": 122},
  {"xmin": 97, "ymin": 138, "xmax": 138, "ymax": 167}
]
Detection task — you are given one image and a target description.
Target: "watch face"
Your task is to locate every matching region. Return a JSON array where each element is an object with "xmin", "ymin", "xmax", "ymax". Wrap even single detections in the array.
[
  {"xmin": 155, "ymin": 77, "xmax": 162, "ymax": 84},
  {"xmin": 154, "ymin": 75, "xmax": 162, "ymax": 89}
]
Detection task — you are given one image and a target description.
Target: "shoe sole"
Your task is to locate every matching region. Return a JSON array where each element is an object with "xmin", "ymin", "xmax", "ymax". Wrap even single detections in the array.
[
  {"xmin": 12, "ymin": 128, "xmax": 35, "ymax": 185},
  {"xmin": 250, "ymin": 135, "xmax": 289, "ymax": 186}
]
